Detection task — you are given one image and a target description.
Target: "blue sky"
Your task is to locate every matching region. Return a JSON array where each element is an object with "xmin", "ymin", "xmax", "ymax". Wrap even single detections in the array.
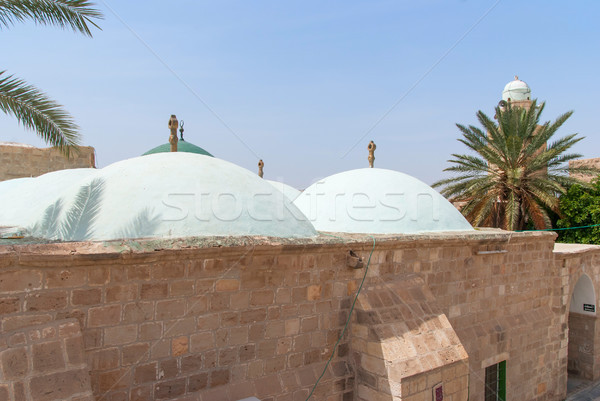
[{"xmin": 1, "ymin": 0, "xmax": 599, "ymax": 188}]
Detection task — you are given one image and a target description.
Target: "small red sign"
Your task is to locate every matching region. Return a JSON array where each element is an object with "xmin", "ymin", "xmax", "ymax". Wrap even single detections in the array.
[{"xmin": 435, "ymin": 385, "xmax": 443, "ymax": 401}]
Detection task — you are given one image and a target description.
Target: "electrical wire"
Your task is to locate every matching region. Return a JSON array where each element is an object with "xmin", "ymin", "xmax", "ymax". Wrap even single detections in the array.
[
  {"xmin": 517, "ymin": 223, "xmax": 600, "ymax": 232},
  {"xmin": 305, "ymin": 234, "xmax": 376, "ymax": 401}
]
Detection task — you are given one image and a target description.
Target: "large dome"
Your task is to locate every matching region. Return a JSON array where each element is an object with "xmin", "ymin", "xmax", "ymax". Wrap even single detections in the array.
[
  {"xmin": 293, "ymin": 168, "xmax": 473, "ymax": 234},
  {"xmin": 0, "ymin": 169, "xmax": 97, "ymax": 227},
  {"xmin": 502, "ymin": 76, "xmax": 531, "ymax": 102},
  {"xmin": 143, "ymin": 140, "xmax": 213, "ymax": 157},
  {"xmin": 24, "ymin": 153, "xmax": 316, "ymax": 241},
  {"xmin": 266, "ymin": 180, "xmax": 301, "ymax": 201},
  {"xmin": 0, "ymin": 176, "xmax": 33, "ymax": 195}
]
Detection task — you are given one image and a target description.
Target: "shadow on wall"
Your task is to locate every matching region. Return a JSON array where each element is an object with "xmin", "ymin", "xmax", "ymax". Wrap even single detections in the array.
[
  {"xmin": 29, "ymin": 178, "xmax": 160, "ymax": 241},
  {"xmin": 351, "ymin": 274, "xmax": 470, "ymax": 400}
]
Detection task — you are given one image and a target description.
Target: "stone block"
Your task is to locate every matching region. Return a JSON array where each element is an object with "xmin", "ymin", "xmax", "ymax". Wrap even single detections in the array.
[
  {"xmin": 134, "ymin": 362, "xmax": 157, "ymax": 384},
  {"xmin": 65, "ymin": 335, "xmax": 86, "ymax": 365},
  {"xmin": 88, "ymin": 305, "xmax": 121, "ymax": 327},
  {"xmin": 159, "ymin": 358, "xmax": 179, "ymax": 379},
  {"xmin": 106, "ymin": 284, "xmax": 137, "ymax": 303},
  {"xmin": 123, "ymin": 301, "xmax": 154, "ymax": 323},
  {"xmin": 216, "ymin": 279, "xmax": 240, "ymax": 292},
  {"xmin": 87, "ymin": 348, "xmax": 119, "ymax": 370},
  {"xmin": 45, "ymin": 268, "xmax": 86, "ymax": 289},
  {"xmin": 1, "ymin": 348, "xmax": 29, "ymax": 379},
  {"xmin": 140, "ymin": 283, "xmax": 168, "ymax": 300},
  {"xmin": 155, "ymin": 299, "xmax": 186, "ymax": 320},
  {"xmin": 254, "ymin": 374, "xmax": 282, "ymax": 398},
  {"xmin": 0, "ymin": 270, "xmax": 42, "ymax": 293},
  {"xmin": 88, "ymin": 266, "xmax": 110, "ymax": 286},
  {"xmin": 164, "ymin": 317, "xmax": 196, "ymax": 336},
  {"xmin": 155, "ymin": 378, "xmax": 186, "ymax": 399},
  {"xmin": 139, "ymin": 322, "xmax": 162, "ymax": 341},
  {"xmin": 188, "ymin": 372, "xmax": 208, "ymax": 392},
  {"xmin": 209, "ymin": 293, "xmax": 230, "ymax": 311},
  {"xmin": 122, "ymin": 343, "xmax": 150, "ymax": 365},
  {"xmin": 0, "ymin": 385, "xmax": 8, "ymax": 400},
  {"xmin": 240, "ymin": 308, "xmax": 267, "ymax": 324},
  {"xmin": 29, "ymin": 369, "xmax": 91, "ymax": 401},
  {"xmin": 104, "ymin": 325, "xmax": 138, "ymax": 346},
  {"xmin": 211, "ymin": 368, "xmax": 230, "ymax": 387},
  {"xmin": 26, "ymin": 291, "xmax": 68, "ymax": 311},
  {"xmin": 97, "ymin": 368, "xmax": 131, "ymax": 392},
  {"xmin": 32, "ymin": 341, "xmax": 65, "ymax": 373},
  {"xmin": 170, "ymin": 280, "xmax": 195, "ymax": 296},
  {"xmin": 71, "ymin": 288, "xmax": 102, "ymax": 306},
  {"xmin": 307, "ymin": 285, "xmax": 322, "ymax": 301},
  {"xmin": 181, "ymin": 354, "xmax": 203, "ymax": 373},
  {"xmin": 171, "ymin": 336, "xmax": 188, "ymax": 357},
  {"xmin": 190, "ymin": 332, "xmax": 215, "ymax": 352},
  {"xmin": 152, "ymin": 263, "xmax": 185, "ymax": 280},
  {"xmin": 0, "ymin": 297, "xmax": 20, "ymax": 314}
]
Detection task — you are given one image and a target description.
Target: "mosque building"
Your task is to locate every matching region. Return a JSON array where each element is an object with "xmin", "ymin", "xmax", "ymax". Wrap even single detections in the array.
[
  {"xmin": 0, "ymin": 80, "xmax": 599, "ymax": 401},
  {"xmin": 500, "ymin": 75, "xmax": 532, "ymax": 110}
]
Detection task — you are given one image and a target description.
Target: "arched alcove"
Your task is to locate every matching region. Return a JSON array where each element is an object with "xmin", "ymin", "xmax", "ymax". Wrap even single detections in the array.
[
  {"xmin": 570, "ymin": 274, "xmax": 597, "ymax": 316},
  {"xmin": 568, "ymin": 273, "xmax": 598, "ymax": 381}
]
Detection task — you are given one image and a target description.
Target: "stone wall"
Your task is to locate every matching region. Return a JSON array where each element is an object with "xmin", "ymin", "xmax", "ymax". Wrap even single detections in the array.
[
  {"xmin": 569, "ymin": 158, "xmax": 600, "ymax": 183},
  {"xmin": 0, "ymin": 142, "xmax": 95, "ymax": 181},
  {"xmin": 0, "ymin": 318, "xmax": 94, "ymax": 401},
  {"xmin": 556, "ymin": 244, "xmax": 600, "ymax": 383},
  {"xmin": 567, "ymin": 313, "xmax": 595, "ymax": 379},
  {"xmin": 351, "ymin": 275, "xmax": 469, "ymax": 401},
  {"xmin": 0, "ymin": 230, "xmax": 566, "ymax": 400}
]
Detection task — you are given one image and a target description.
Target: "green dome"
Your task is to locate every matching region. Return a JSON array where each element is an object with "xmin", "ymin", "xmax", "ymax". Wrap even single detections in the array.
[{"xmin": 143, "ymin": 140, "xmax": 213, "ymax": 157}]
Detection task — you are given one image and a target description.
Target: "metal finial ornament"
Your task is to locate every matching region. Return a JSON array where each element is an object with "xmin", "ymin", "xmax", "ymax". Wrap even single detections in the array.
[
  {"xmin": 258, "ymin": 159, "xmax": 264, "ymax": 178},
  {"xmin": 367, "ymin": 141, "xmax": 376, "ymax": 168},
  {"xmin": 514, "ymin": 75, "xmax": 519, "ymax": 80},
  {"xmin": 168, "ymin": 115, "xmax": 179, "ymax": 152},
  {"xmin": 179, "ymin": 120, "xmax": 185, "ymax": 141}
]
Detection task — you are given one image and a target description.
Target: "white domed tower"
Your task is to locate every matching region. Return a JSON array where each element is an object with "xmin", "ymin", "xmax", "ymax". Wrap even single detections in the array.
[{"xmin": 500, "ymin": 76, "xmax": 533, "ymax": 110}]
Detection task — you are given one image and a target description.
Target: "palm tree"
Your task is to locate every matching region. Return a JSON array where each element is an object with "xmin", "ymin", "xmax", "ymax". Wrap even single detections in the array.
[
  {"xmin": 433, "ymin": 100, "xmax": 597, "ymax": 231},
  {"xmin": 0, "ymin": 0, "xmax": 102, "ymax": 156}
]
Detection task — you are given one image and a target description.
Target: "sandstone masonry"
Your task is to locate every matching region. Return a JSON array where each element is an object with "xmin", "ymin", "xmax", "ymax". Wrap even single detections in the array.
[
  {"xmin": 0, "ymin": 142, "xmax": 95, "ymax": 181},
  {"xmin": 0, "ymin": 230, "xmax": 590, "ymax": 400}
]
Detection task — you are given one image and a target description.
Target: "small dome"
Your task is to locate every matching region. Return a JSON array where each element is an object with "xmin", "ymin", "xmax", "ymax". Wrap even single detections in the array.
[
  {"xmin": 293, "ymin": 168, "xmax": 473, "ymax": 234},
  {"xmin": 266, "ymin": 180, "xmax": 301, "ymax": 202},
  {"xmin": 143, "ymin": 140, "xmax": 213, "ymax": 157},
  {"xmin": 25, "ymin": 153, "xmax": 316, "ymax": 241},
  {"xmin": 502, "ymin": 76, "xmax": 531, "ymax": 101},
  {"xmin": 0, "ymin": 169, "xmax": 97, "ymax": 227}
]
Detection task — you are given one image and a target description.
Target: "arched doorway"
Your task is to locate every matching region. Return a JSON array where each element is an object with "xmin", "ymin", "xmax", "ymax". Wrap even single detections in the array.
[{"xmin": 568, "ymin": 273, "xmax": 597, "ymax": 381}]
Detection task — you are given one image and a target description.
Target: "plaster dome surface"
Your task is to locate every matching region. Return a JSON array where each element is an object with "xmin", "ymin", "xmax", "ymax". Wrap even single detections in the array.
[
  {"xmin": 502, "ymin": 77, "xmax": 531, "ymax": 101},
  {"xmin": 266, "ymin": 180, "xmax": 301, "ymax": 201},
  {"xmin": 0, "ymin": 176, "xmax": 33, "ymax": 195},
  {"xmin": 27, "ymin": 153, "xmax": 316, "ymax": 241},
  {"xmin": 0, "ymin": 169, "xmax": 97, "ymax": 227},
  {"xmin": 293, "ymin": 168, "xmax": 473, "ymax": 234}
]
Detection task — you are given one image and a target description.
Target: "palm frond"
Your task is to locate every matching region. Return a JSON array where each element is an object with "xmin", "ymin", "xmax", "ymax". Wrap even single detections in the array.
[
  {"xmin": 436, "ymin": 98, "xmax": 581, "ymax": 230},
  {"xmin": 0, "ymin": 0, "xmax": 103, "ymax": 36},
  {"xmin": 0, "ymin": 70, "xmax": 80, "ymax": 155}
]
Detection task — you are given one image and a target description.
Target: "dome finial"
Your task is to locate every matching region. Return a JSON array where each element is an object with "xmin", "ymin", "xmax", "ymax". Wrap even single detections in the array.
[
  {"xmin": 514, "ymin": 75, "xmax": 519, "ymax": 81},
  {"xmin": 367, "ymin": 141, "xmax": 376, "ymax": 168},
  {"xmin": 168, "ymin": 115, "xmax": 178, "ymax": 152},
  {"xmin": 258, "ymin": 159, "xmax": 264, "ymax": 178},
  {"xmin": 179, "ymin": 120, "xmax": 185, "ymax": 142}
]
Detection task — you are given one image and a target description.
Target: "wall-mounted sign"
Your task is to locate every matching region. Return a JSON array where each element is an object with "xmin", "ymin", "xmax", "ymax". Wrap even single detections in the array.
[
  {"xmin": 584, "ymin": 304, "xmax": 595, "ymax": 312},
  {"xmin": 432, "ymin": 383, "xmax": 443, "ymax": 401}
]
